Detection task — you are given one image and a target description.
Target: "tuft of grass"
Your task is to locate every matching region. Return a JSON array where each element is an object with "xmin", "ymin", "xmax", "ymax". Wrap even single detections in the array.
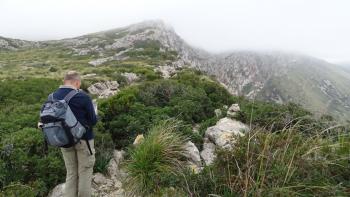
[{"xmin": 123, "ymin": 119, "xmax": 189, "ymax": 197}]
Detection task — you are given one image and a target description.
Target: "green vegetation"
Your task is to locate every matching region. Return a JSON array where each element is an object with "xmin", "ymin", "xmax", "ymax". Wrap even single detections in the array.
[
  {"xmin": 0, "ymin": 78, "xmax": 113, "ymax": 196},
  {"xmin": 124, "ymin": 119, "xmax": 188, "ymax": 196},
  {"xmin": 0, "ymin": 35, "xmax": 349, "ymax": 196},
  {"xmin": 100, "ymin": 69, "xmax": 234, "ymax": 148},
  {"xmin": 184, "ymin": 127, "xmax": 350, "ymax": 196}
]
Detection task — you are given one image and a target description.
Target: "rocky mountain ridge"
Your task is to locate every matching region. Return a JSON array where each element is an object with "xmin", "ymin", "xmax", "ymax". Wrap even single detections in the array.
[{"xmin": 1, "ymin": 20, "xmax": 350, "ymax": 120}]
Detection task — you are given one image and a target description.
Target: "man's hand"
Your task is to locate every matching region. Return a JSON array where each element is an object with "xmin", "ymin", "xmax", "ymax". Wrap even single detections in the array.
[{"xmin": 37, "ymin": 122, "xmax": 43, "ymax": 129}]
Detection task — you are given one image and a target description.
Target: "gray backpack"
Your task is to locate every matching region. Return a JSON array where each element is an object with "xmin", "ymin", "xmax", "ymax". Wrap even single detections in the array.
[{"xmin": 40, "ymin": 90, "xmax": 87, "ymax": 148}]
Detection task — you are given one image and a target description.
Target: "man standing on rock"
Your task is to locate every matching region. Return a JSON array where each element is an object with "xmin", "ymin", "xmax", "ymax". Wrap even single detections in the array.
[{"xmin": 53, "ymin": 71, "xmax": 97, "ymax": 197}]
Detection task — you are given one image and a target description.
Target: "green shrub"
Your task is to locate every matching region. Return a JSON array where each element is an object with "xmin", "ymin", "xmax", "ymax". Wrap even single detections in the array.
[
  {"xmin": 0, "ymin": 128, "xmax": 65, "ymax": 196},
  {"xmin": 0, "ymin": 183, "xmax": 36, "ymax": 197},
  {"xmin": 48, "ymin": 67, "xmax": 57, "ymax": 72},
  {"xmin": 93, "ymin": 128, "xmax": 115, "ymax": 174},
  {"xmin": 100, "ymin": 73, "xmax": 233, "ymax": 148},
  {"xmin": 123, "ymin": 119, "xmax": 189, "ymax": 196}
]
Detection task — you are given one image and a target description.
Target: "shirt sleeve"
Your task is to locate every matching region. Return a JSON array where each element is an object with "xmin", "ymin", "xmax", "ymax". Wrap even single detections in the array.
[{"xmin": 85, "ymin": 95, "xmax": 98, "ymax": 127}]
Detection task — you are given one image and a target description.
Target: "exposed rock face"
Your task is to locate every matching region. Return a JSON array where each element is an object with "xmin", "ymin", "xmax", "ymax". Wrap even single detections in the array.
[
  {"xmin": 121, "ymin": 72, "xmax": 139, "ymax": 84},
  {"xmin": 49, "ymin": 150, "xmax": 126, "ymax": 197},
  {"xmin": 133, "ymin": 134, "xmax": 144, "ymax": 146},
  {"xmin": 205, "ymin": 117, "xmax": 249, "ymax": 149},
  {"xmin": 88, "ymin": 57, "xmax": 113, "ymax": 66},
  {"xmin": 184, "ymin": 141, "xmax": 202, "ymax": 173},
  {"xmin": 227, "ymin": 103, "xmax": 240, "ymax": 117},
  {"xmin": 214, "ymin": 108, "xmax": 222, "ymax": 118},
  {"xmin": 2, "ymin": 20, "xmax": 350, "ymax": 119},
  {"xmin": 82, "ymin": 73, "xmax": 97, "ymax": 78},
  {"xmin": 0, "ymin": 36, "xmax": 39, "ymax": 50},
  {"xmin": 88, "ymin": 81, "xmax": 120, "ymax": 98},
  {"xmin": 107, "ymin": 150, "xmax": 127, "ymax": 181},
  {"xmin": 154, "ymin": 65, "xmax": 177, "ymax": 78},
  {"xmin": 48, "ymin": 183, "xmax": 65, "ymax": 197},
  {"xmin": 200, "ymin": 138, "xmax": 216, "ymax": 165}
]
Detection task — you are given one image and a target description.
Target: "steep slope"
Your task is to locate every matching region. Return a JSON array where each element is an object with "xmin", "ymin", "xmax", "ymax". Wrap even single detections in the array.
[{"xmin": 196, "ymin": 51, "xmax": 350, "ymax": 119}]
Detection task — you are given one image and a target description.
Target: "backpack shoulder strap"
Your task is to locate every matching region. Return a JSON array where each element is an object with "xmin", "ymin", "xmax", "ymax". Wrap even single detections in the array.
[
  {"xmin": 64, "ymin": 89, "xmax": 79, "ymax": 104},
  {"xmin": 48, "ymin": 93, "xmax": 55, "ymax": 102}
]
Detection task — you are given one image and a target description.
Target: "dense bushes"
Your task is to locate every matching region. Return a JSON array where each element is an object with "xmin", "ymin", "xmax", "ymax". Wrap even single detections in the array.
[
  {"xmin": 100, "ymin": 70, "xmax": 235, "ymax": 148},
  {"xmin": 0, "ymin": 78, "xmax": 114, "ymax": 196},
  {"xmin": 1, "ymin": 68, "xmax": 348, "ymax": 196}
]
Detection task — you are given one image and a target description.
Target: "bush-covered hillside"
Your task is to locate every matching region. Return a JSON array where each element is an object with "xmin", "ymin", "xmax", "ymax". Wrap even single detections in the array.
[
  {"xmin": 0, "ymin": 68, "xmax": 349, "ymax": 196},
  {"xmin": 0, "ymin": 25, "xmax": 349, "ymax": 196}
]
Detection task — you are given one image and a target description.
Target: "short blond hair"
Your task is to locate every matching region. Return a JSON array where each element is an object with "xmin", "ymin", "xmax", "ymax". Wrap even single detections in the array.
[{"xmin": 64, "ymin": 70, "xmax": 81, "ymax": 81}]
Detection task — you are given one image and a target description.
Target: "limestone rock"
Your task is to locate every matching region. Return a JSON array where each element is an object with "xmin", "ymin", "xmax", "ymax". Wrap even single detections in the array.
[
  {"xmin": 107, "ymin": 150, "xmax": 127, "ymax": 180},
  {"xmin": 205, "ymin": 117, "xmax": 249, "ymax": 149},
  {"xmin": 227, "ymin": 104, "xmax": 240, "ymax": 117},
  {"xmin": 184, "ymin": 141, "xmax": 202, "ymax": 173},
  {"xmin": 133, "ymin": 134, "xmax": 144, "ymax": 146},
  {"xmin": 121, "ymin": 72, "xmax": 139, "ymax": 84},
  {"xmin": 88, "ymin": 81, "xmax": 120, "ymax": 98},
  {"xmin": 154, "ymin": 66, "xmax": 176, "ymax": 78},
  {"xmin": 48, "ymin": 183, "xmax": 65, "ymax": 197},
  {"xmin": 93, "ymin": 173, "xmax": 108, "ymax": 185},
  {"xmin": 184, "ymin": 141, "xmax": 202, "ymax": 166},
  {"xmin": 82, "ymin": 73, "xmax": 97, "ymax": 78},
  {"xmin": 88, "ymin": 57, "xmax": 113, "ymax": 66},
  {"xmin": 200, "ymin": 138, "xmax": 216, "ymax": 165},
  {"xmin": 214, "ymin": 108, "xmax": 222, "ymax": 118}
]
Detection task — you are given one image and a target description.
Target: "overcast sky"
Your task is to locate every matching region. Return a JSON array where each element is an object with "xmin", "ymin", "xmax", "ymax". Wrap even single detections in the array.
[{"xmin": 1, "ymin": 0, "xmax": 349, "ymax": 63}]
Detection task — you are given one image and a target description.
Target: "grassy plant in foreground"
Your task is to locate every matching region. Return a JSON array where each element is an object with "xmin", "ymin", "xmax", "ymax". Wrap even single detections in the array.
[
  {"xmin": 123, "ymin": 119, "xmax": 189, "ymax": 196},
  {"xmin": 210, "ymin": 124, "xmax": 350, "ymax": 197}
]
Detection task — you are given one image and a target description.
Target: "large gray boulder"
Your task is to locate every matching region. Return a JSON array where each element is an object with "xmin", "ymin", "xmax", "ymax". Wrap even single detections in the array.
[
  {"xmin": 205, "ymin": 117, "xmax": 249, "ymax": 149},
  {"xmin": 88, "ymin": 81, "xmax": 120, "ymax": 98}
]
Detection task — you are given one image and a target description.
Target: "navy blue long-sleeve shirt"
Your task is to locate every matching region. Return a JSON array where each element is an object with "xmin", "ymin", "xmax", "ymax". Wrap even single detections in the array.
[{"xmin": 52, "ymin": 85, "xmax": 97, "ymax": 140}]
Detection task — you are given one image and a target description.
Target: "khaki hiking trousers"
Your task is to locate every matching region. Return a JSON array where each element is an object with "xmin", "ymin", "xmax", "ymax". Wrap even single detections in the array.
[{"xmin": 61, "ymin": 139, "xmax": 95, "ymax": 197}]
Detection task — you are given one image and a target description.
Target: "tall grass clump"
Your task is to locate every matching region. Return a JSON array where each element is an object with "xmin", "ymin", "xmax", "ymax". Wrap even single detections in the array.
[
  {"xmin": 124, "ymin": 119, "xmax": 189, "ymax": 196},
  {"xmin": 185, "ymin": 122, "xmax": 350, "ymax": 197}
]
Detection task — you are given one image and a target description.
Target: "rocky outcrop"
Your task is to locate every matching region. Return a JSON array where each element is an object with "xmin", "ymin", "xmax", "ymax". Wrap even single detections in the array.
[
  {"xmin": 154, "ymin": 66, "xmax": 177, "ymax": 79},
  {"xmin": 200, "ymin": 138, "xmax": 216, "ymax": 165},
  {"xmin": 88, "ymin": 81, "xmax": 120, "ymax": 98},
  {"xmin": 183, "ymin": 141, "xmax": 202, "ymax": 173},
  {"xmin": 205, "ymin": 117, "xmax": 248, "ymax": 149},
  {"xmin": 49, "ymin": 150, "xmax": 126, "ymax": 197},
  {"xmin": 0, "ymin": 36, "xmax": 39, "ymax": 50},
  {"xmin": 133, "ymin": 134, "xmax": 144, "ymax": 145},
  {"xmin": 88, "ymin": 57, "xmax": 114, "ymax": 66},
  {"xmin": 82, "ymin": 73, "xmax": 97, "ymax": 78},
  {"xmin": 227, "ymin": 103, "xmax": 240, "ymax": 117},
  {"xmin": 214, "ymin": 109, "xmax": 222, "ymax": 118},
  {"xmin": 121, "ymin": 72, "xmax": 139, "ymax": 84},
  {"xmin": 200, "ymin": 106, "xmax": 249, "ymax": 165}
]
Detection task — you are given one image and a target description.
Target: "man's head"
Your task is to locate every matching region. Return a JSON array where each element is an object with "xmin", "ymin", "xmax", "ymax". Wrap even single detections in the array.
[{"xmin": 64, "ymin": 71, "xmax": 81, "ymax": 89}]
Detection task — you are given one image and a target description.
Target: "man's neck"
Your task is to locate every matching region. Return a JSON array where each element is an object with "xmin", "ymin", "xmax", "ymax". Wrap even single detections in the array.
[{"xmin": 59, "ymin": 84, "xmax": 77, "ymax": 90}]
